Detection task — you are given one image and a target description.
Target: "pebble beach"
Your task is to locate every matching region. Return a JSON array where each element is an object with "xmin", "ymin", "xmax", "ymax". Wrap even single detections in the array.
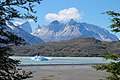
[{"xmin": 23, "ymin": 65, "xmax": 108, "ymax": 80}]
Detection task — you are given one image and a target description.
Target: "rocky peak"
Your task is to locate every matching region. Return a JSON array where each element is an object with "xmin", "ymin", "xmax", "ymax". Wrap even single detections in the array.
[
  {"xmin": 68, "ymin": 19, "xmax": 78, "ymax": 25},
  {"xmin": 48, "ymin": 20, "xmax": 63, "ymax": 32},
  {"xmin": 50, "ymin": 20, "xmax": 60, "ymax": 24},
  {"xmin": 18, "ymin": 21, "xmax": 32, "ymax": 33}
]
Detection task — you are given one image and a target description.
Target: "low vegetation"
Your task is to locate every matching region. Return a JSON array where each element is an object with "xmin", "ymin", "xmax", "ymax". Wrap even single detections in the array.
[{"xmin": 12, "ymin": 37, "xmax": 120, "ymax": 57}]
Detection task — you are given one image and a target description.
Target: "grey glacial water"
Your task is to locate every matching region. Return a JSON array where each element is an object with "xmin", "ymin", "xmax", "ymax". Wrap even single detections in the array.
[{"xmin": 10, "ymin": 56, "xmax": 112, "ymax": 65}]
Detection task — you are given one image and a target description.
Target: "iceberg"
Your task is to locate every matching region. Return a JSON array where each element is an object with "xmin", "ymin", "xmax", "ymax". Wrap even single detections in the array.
[{"xmin": 31, "ymin": 55, "xmax": 51, "ymax": 61}]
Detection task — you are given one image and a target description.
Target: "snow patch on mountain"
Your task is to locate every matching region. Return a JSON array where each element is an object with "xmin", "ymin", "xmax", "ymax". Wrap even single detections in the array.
[
  {"xmin": 33, "ymin": 19, "xmax": 119, "ymax": 42},
  {"xmin": 1, "ymin": 22, "xmax": 44, "ymax": 45},
  {"xmin": 17, "ymin": 21, "xmax": 32, "ymax": 33}
]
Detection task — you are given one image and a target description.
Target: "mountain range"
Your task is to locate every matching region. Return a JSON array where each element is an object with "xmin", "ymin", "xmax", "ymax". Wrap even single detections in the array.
[
  {"xmin": 0, "ymin": 19, "xmax": 119, "ymax": 46},
  {"xmin": 33, "ymin": 19, "xmax": 119, "ymax": 42},
  {"xmin": 1, "ymin": 20, "xmax": 119, "ymax": 56},
  {"xmin": 0, "ymin": 21, "xmax": 44, "ymax": 45}
]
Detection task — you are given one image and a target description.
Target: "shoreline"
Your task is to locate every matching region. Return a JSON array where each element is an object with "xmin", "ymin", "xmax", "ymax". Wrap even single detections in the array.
[
  {"xmin": 18, "ymin": 64, "xmax": 94, "ymax": 66},
  {"xmin": 17, "ymin": 64, "xmax": 94, "ymax": 69},
  {"xmin": 18, "ymin": 63, "xmax": 107, "ymax": 66}
]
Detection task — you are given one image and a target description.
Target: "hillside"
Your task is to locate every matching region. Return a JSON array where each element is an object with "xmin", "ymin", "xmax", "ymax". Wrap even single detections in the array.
[{"xmin": 11, "ymin": 37, "xmax": 120, "ymax": 57}]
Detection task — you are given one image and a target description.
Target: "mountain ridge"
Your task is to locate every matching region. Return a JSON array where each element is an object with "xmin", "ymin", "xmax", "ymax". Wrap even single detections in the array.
[
  {"xmin": 18, "ymin": 21, "xmax": 32, "ymax": 33},
  {"xmin": 33, "ymin": 19, "xmax": 119, "ymax": 42},
  {"xmin": 3, "ymin": 21, "xmax": 44, "ymax": 45}
]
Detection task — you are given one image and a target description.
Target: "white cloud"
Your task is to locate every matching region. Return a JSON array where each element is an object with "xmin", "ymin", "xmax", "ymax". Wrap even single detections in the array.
[{"xmin": 45, "ymin": 7, "xmax": 81, "ymax": 22}]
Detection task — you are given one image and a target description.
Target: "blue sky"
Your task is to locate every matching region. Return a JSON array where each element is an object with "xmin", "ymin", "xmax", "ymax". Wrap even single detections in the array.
[{"xmin": 15, "ymin": 0, "xmax": 120, "ymax": 38}]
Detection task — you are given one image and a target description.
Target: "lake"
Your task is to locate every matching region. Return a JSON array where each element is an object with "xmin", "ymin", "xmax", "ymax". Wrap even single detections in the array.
[{"xmin": 10, "ymin": 56, "xmax": 112, "ymax": 65}]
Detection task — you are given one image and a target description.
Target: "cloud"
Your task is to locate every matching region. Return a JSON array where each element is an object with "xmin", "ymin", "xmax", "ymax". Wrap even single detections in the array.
[{"xmin": 45, "ymin": 7, "xmax": 81, "ymax": 22}]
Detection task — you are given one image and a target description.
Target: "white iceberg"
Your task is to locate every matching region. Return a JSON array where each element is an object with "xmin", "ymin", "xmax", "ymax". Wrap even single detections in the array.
[{"xmin": 31, "ymin": 55, "xmax": 52, "ymax": 61}]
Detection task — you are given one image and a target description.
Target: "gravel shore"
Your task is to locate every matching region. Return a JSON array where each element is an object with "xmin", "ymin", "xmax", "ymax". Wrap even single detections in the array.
[{"xmin": 22, "ymin": 65, "xmax": 108, "ymax": 80}]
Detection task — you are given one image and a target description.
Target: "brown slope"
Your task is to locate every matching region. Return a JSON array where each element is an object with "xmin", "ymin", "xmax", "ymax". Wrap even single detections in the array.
[{"xmin": 11, "ymin": 37, "xmax": 120, "ymax": 57}]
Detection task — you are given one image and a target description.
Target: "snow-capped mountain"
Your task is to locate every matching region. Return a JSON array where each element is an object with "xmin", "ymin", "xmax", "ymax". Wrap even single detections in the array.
[
  {"xmin": 33, "ymin": 19, "xmax": 119, "ymax": 42},
  {"xmin": 18, "ymin": 21, "xmax": 32, "ymax": 33},
  {"xmin": 3, "ymin": 22, "xmax": 44, "ymax": 45},
  {"xmin": 13, "ymin": 21, "xmax": 32, "ymax": 33}
]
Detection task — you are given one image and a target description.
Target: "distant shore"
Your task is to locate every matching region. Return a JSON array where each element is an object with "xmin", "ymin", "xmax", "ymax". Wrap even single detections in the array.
[
  {"xmin": 22, "ymin": 65, "xmax": 108, "ymax": 80},
  {"xmin": 18, "ymin": 63, "xmax": 99, "ymax": 66}
]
